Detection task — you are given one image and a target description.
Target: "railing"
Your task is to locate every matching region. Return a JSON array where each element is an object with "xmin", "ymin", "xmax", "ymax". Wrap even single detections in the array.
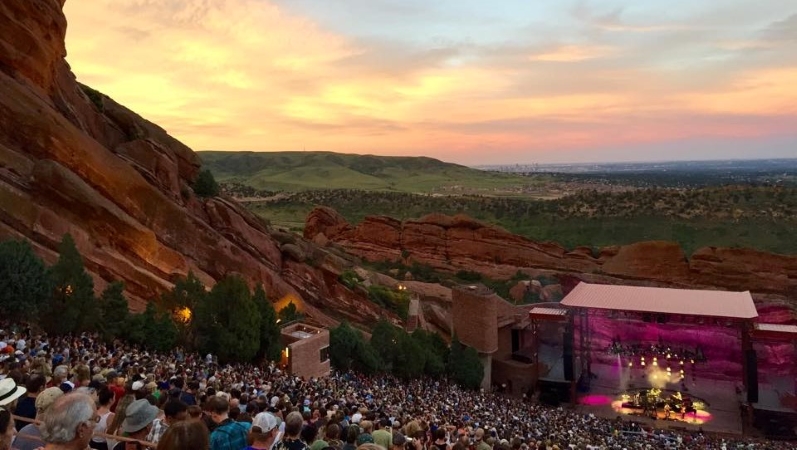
[{"xmin": 12, "ymin": 415, "xmax": 157, "ymax": 448}]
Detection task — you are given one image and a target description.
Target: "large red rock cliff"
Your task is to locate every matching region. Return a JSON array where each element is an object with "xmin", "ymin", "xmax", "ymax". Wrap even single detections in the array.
[
  {"xmin": 305, "ymin": 207, "xmax": 797, "ymax": 300},
  {"xmin": 0, "ymin": 0, "xmax": 394, "ymax": 325}
]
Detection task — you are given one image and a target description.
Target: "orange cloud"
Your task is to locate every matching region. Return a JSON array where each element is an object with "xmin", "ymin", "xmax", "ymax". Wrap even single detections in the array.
[{"xmin": 62, "ymin": 1, "xmax": 797, "ymax": 163}]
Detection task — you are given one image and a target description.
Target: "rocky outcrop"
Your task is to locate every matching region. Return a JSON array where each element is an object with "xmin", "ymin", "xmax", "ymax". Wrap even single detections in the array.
[
  {"xmin": 305, "ymin": 207, "xmax": 797, "ymax": 299},
  {"xmin": 0, "ymin": 0, "xmax": 383, "ymax": 323}
]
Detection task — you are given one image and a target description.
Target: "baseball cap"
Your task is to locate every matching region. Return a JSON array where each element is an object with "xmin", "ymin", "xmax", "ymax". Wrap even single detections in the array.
[
  {"xmin": 132, "ymin": 380, "xmax": 145, "ymax": 391},
  {"xmin": 252, "ymin": 412, "xmax": 278, "ymax": 433},
  {"xmin": 36, "ymin": 387, "xmax": 64, "ymax": 412}
]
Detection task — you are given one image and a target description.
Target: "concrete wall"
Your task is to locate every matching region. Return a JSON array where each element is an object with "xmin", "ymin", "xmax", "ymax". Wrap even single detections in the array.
[{"xmin": 492, "ymin": 358, "xmax": 537, "ymax": 396}]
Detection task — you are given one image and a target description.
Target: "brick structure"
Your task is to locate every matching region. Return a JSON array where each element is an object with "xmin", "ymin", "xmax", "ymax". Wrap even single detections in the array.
[
  {"xmin": 280, "ymin": 323, "xmax": 331, "ymax": 379},
  {"xmin": 452, "ymin": 284, "xmax": 499, "ymax": 353},
  {"xmin": 452, "ymin": 284, "xmax": 501, "ymax": 389},
  {"xmin": 452, "ymin": 284, "xmax": 542, "ymax": 394}
]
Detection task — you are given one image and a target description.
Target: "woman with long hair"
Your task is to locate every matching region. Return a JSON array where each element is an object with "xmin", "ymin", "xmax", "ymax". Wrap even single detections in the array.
[
  {"xmin": 156, "ymin": 420, "xmax": 209, "ymax": 450},
  {"xmin": 0, "ymin": 408, "xmax": 16, "ymax": 450},
  {"xmin": 106, "ymin": 387, "xmax": 135, "ymax": 449}
]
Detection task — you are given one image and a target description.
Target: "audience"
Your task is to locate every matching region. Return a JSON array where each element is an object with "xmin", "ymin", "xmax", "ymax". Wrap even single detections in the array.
[{"xmin": 0, "ymin": 323, "xmax": 793, "ymax": 450}]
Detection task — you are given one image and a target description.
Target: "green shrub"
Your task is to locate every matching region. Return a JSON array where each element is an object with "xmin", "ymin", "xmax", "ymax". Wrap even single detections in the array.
[
  {"xmin": 194, "ymin": 169, "xmax": 220, "ymax": 197},
  {"xmin": 367, "ymin": 285, "xmax": 410, "ymax": 320}
]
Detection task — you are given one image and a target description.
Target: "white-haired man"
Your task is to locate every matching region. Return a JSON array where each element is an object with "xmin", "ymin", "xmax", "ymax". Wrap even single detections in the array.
[{"xmin": 40, "ymin": 393, "xmax": 98, "ymax": 450}]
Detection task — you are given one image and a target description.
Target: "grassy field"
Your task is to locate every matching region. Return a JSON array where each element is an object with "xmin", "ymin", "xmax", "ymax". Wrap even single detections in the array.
[
  {"xmin": 200, "ymin": 151, "xmax": 797, "ymax": 255},
  {"xmin": 249, "ymin": 188, "xmax": 797, "ymax": 255},
  {"xmin": 198, "ymin": 151, "xmax": 543, "ymax": 193}
]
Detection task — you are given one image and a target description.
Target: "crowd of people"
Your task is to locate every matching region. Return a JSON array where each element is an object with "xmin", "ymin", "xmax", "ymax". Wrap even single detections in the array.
[{"xmin": 0, "ymin": 323, "xmax": 793, "ymax": 450}]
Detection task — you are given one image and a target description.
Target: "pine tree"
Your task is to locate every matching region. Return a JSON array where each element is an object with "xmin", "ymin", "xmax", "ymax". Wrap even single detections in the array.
[
  {"xmin": 253, "ymin": 284, "xmax": 281, "ymax": 361},
  {"xmin": 161, "ymin": 271, "xmax": 206, "ymax": 347},
  {"xmin": 0, "ymin": 239, "xmax": 51, "ymax": 322},
  {"xmin": 99, "ymin": 281, "xmax": 129, "ymax": 341},
  {"xmin": 194, "ymin": 275, "xmax": 261, "ymax": 362},
  {"xmin": 193, "ymin": 169, "xmax": 220, "ymax": 197},
  {"xmin": 278, "ymin": 301, "xmax": 302, "ymax": 323},
  {"xmin": 447, "ymin": 335, "xmax": 484, "ymax": 389},
  {"xmin": 44, "ymin": 234, "xmax": 99, "ymax": 335}
]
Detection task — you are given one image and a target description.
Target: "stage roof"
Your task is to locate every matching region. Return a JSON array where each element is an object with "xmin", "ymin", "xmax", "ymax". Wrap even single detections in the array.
[
  {"xmin": 560, "ymin": 282, "xmax": 758, "ymax": 320},
  {"xmin": 753, "ymin": 323, "xmax": 797, "ymax": 340}
]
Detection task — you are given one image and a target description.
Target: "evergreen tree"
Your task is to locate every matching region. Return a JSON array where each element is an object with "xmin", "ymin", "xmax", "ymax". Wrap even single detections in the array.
[
  {"xmin": 150, "ymin": 310, "xmax": 179, "ymax": 352},
  {"xmin": 99, "ymin": 281, "xmax": 129, "ymax": 341},
  {"xmin": 0, "ymin": 239, "xmax": 51, "ymax": 321},
  {"xmin": 448, "ymin": 335, "xmax": 485, "ymax": 389},
  {"xmin": 161, "ymin": 271, "xmax": 206, "ymax": 312},
  {"xmin": 193, "ymin": 169, "xmax": 220, "ymax": 197},
  {"xmin": 253, "ymin": 284, "xmax": 281, "ymax": 361},
  {"xmin": 278, "ymin": 301, "xmax": 302, "ymax": 323},
  {"xmin": 161, "ymin": 271, "xmax": 206, "ymax": 347},
  {"xmin": 329, "ymin": 321, "xmax": 360, "ymax": 370},
  {"xmin": 194, "ymin": 275, "xmax": 261, "ymax": 362},
  {"xmin": 370, "ymin": 319, "xmax": 398, "ymax": 371},
  {"xmin": 43, "ymin": 234, "xmax": 99, "ymax": 335},
  {"xmin": 392, "ymin": 332, "xmax": 425, "ymax": 379},
  {"xmin": 411, "ymin": 329, "xmax": 447, "ymax": 376},
  {"xmin": 329, "ymin": 321, "xmax": 380, "ymax": 374}
]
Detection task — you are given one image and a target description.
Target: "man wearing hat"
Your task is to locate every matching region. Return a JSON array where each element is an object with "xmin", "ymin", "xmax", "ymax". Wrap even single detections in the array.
[
  {"xmin": 0, "ymin": 378, "xmax": 25, "ymax": 409},
  {"xmin": 112, "ymin": 399, "xmax": 159, "ymax": 450},
  {"xmin": 248, "ymin": 412, "xmax": 279, "ymax": 450},
  {"xmin": 13, "ymin": 387, "xmax": 63, "ymax": 450}
]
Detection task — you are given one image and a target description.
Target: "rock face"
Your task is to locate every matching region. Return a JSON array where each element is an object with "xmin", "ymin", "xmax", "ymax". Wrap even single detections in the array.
[
  {"xmin": 0, "ymin": 0, "xmax": 380, "ymax": 322},
  {"xmin": 305, "ymin": 207, "xmax": 797, "ymax": 299}
]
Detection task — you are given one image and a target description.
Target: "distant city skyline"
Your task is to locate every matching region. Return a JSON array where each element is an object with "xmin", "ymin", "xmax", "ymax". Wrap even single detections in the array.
[{"xmin": 64, "ymin": 1, "xmax": 796, "ymax": 165}]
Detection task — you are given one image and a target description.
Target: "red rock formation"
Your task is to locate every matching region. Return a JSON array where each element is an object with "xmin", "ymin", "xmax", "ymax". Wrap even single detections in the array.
[
  {"xmin": 0, "ymin": 0, "xmax": 382, "ymax": 323},
  {"xmin": 305, "ymin": 207, "xmax": 797, "ymax": 299}
]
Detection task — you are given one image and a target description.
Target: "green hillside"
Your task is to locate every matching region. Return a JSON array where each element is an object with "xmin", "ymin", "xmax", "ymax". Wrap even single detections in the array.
[{"xmin": 197, "ymin": 151, "xmax": 539, "ymax": 193}]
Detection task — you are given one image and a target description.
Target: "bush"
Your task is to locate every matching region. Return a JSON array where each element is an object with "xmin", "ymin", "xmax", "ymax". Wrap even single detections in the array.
[
  {"xmin": 339, "ymin": 269, "xmax": 363, "ymax": 290},
  {"xmin": 194, "ymin": 169, "xmax": 220, "ymax": 197},
  {"xmin": 80, "ymin": 84, "xmax": 104, "ymax": 111},
  {"xmin": 455, "ymin": 270, "xmax": 482, "ymax": 282},
  {"xmin": 367, "ymin": 285, "xmax": 410, "ymax": 320}
]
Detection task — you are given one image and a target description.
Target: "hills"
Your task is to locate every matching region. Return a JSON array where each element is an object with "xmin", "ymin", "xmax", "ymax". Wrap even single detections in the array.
[{"xmin": 198, "ymin": 151, "xmax": 538, "ymax": 193}]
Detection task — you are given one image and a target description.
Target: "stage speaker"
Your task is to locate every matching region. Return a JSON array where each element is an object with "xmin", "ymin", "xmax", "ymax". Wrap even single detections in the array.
[
  {"xmin": 563, "ymin": 355, "xmax": 574, "ymax": 381},
  {"xmin": 563, "ymin": 330, "xmax": 574, "ymax": 381},
  {"xmin": 563, "ymin": 330, "xmax": 574, "ymax": 353},
  {"xmin": 746, "ymin": 349, "xmax": 758, "ymax": 403}
]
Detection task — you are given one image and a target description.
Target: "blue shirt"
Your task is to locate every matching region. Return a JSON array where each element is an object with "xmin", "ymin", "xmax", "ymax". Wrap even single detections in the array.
[{"xmin": 210, "ymin": 419, "xmax": 251, "ymax": 450}]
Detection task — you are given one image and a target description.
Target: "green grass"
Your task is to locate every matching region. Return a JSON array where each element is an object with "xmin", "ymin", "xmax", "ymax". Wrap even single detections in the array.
[
  {"xmin": 249, "ymin": 189, "xmax": 797, "ymax": 255},
  {"xmin": 198, "ymin": 151, "xmax": 542, "ymax": 193}
]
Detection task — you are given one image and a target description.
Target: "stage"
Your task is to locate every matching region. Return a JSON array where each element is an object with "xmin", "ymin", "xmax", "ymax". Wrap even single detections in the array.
[{"xmin": 576, "ymin": 362, "xmax": 745, "ymax": 436}]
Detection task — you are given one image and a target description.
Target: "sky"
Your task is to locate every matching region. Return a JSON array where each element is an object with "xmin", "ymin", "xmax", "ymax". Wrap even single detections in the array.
[{"xmin": 63, "ymin": 0, "xmax": 796, "ymax": 165}]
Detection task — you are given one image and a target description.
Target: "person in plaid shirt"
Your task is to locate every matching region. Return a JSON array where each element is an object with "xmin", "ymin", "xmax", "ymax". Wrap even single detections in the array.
[
  {"xmin": 208, "ymin": 396, "xmax": 251, "ymax": 450},
  {"xmin": 146, "ymin": 399, "xmax": 188, "ymax": 445}
]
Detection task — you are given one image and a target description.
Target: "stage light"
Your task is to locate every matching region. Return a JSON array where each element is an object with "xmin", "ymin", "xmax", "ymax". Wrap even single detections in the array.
[
  {"xmin": 667, "ymin": 353, "xmax": 671, "ymax": 359},
  {"xmin": 680, "ymin": 369, "xmax": 684, "ymax": 374},
  {"xmin": 690, "ymin": 359, "xmax": 695, "ymax": 364},
  {"xmin": 653, "ymin": 360, "xmax": 658, "ymax": 366},
  {"xmin": 641, "ymin": 361, "xmax": 646, "ymax": 366},
  {"xmin": 680, "ymin": 360, "xmax": 684, "ymax": 365},
  {"xmin": 628, "ymin": 362, "xmax": 633, "ymax": 367}
]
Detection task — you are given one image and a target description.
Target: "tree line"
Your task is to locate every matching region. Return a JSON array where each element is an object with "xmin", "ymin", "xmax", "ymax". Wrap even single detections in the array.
[
  {"xmin": 0, "ymin": 235, "xmax": 487, "ymax": 389},
  {"xmin": 329, "ymin": 320, "xmax": 485, "ymax": 389},
  {"xmin": 0, "ymin": 234, "xmax": 290, "ymax": 363}
]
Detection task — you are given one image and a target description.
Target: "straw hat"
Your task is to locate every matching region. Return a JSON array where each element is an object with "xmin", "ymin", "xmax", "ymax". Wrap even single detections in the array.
[{"xmin": 0, "ymin": 378, "xmax": 26, "ymax": 406}]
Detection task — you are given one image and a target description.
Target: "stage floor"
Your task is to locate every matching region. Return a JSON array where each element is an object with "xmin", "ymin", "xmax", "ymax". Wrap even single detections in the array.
[{"xmin": 575, "ymin": 362, "xmax": 745, "ymax": 436}]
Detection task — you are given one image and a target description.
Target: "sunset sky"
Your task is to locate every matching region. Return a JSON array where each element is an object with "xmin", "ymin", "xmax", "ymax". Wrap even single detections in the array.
[{"xmin": 63, "ymin": 1, "xmax": 796, "ymax": 165}]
